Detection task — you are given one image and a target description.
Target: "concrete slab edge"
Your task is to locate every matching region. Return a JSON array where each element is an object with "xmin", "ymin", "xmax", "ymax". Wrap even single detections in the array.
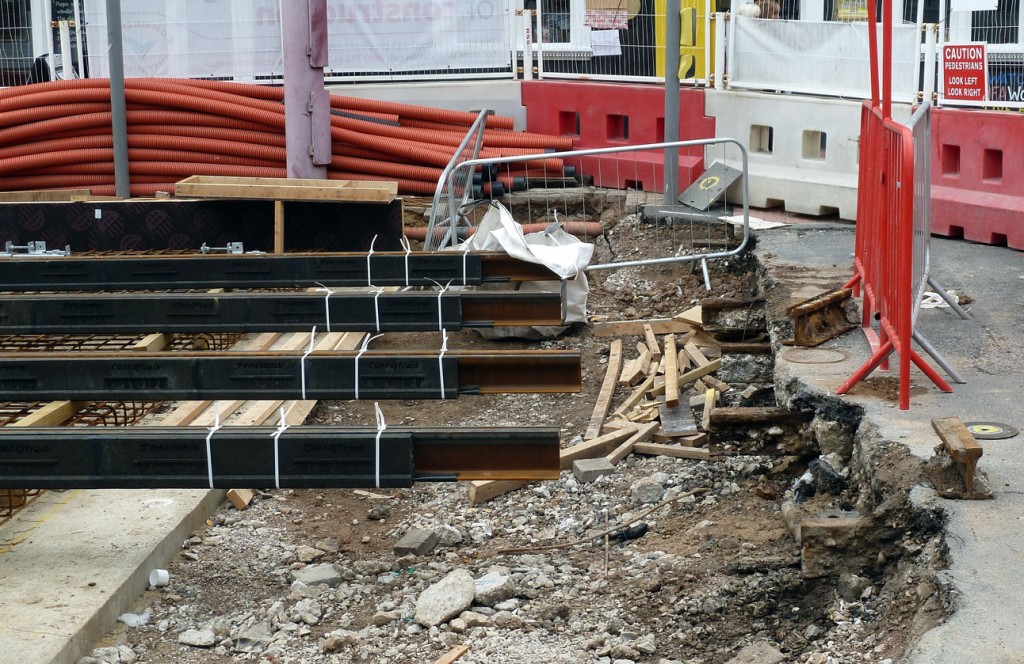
[{"xmin": 53, "ymin": 490, "xmax": 226, "ymax": 664}]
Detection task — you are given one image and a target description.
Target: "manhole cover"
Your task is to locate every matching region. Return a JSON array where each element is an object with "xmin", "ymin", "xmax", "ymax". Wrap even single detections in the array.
[{"xmin": 965, "ymin": 422, "xmax": 1019, "ymax": 440}]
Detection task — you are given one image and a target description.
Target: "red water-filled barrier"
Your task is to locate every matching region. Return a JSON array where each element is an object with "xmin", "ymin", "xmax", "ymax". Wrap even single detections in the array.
[
  {"xmin": 0, "ymin": 79, "xmax": 572, "ymax": 198},
  {"xmin": 521, "ymin": 80, "xmax": 714, "ymax": 192},
  {"xmin": 930, "ymin": 108, "xmax": 1024, "ymax": 250}
]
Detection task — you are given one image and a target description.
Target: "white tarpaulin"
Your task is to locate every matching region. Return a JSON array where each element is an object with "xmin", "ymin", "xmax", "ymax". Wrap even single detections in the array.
[
  {"xmin": 85, "ymin": 0, "xmax": 511, "ymax": 78},
  {"xmin": 728, "ymin": 18, "xmax": 920, "ymax": 103},
  {"xmin": 454, "ymin": 201, "xmax": 592, "ymax": 339}
]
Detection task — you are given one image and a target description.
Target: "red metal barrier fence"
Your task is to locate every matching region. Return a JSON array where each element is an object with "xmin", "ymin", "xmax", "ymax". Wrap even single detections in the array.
[{"xmin": 838, "ymin": 0, "xmax": 954, "ymax": 410}]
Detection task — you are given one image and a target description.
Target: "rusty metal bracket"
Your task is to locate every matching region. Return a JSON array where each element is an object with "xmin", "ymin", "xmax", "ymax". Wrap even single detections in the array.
[{"xmin": 784, "ymin": 288, "xmax": 856, "ymax": 347}]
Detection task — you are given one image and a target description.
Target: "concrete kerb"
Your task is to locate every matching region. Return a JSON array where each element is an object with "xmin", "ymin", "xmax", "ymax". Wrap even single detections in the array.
[{"xmin": 0, "ymin": 489, "xmax": 224, "ymax": 664}]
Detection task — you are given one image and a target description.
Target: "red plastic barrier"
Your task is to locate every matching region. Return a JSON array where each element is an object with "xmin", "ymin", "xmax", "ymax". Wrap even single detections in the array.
[
  {"xmin": 521, "ymin": 81, "xmax": 715, "ymax": 191},
  {"xmin": 930, "ymin": 108, "xmax": 1024, "ymax": 250}
]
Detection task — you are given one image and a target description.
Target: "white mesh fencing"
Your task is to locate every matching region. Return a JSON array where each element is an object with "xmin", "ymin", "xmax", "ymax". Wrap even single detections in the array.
[
  {"xmin": 83, "ymin": 0, "xmax": 514, "ymax": 81},
  {"xmin": 726, "ymin": 18, "xmax": 921, "ymax": 102},
  {"xmin": 0, "ymin": 0, "xmax": 37, "ymax": 86}
]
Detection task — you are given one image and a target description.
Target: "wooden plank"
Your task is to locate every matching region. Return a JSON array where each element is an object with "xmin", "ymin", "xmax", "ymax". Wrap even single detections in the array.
[
  {"xmin": 931, "ymin": 416, "xmax": 984, "ymax": 495},
  {"xmin": 130, "ymin": 333, "xmax": 174, "ymax": 352},
  {"xmin": 469, "ymin": 479, "xmax": 531, "ymax": 504},
  {"xmin": 561, "ymin": 425, "xmax": 639, "ymax": 469},
  {"xmin": 633, "ymin": 442, "xmax": 711, "ymax": 460},
  {"xmin": 663, "ymin": 334, "xmax": 680, "ymax": 407},
  {"xmin": 678, "ymin": 359, "xmax": 722, "ymax": 387},
  {"xmin": 611, "ymin": 373, "xmax": 657, "ymax": 419},
  {"xmin": 592, "ymin": 318, "xmax": 695, "ymax": 338},
  {"xmin": 433, "ymin": 645, "xmax": 470, "ymax": 664},
  {"xmin": 175, "ymin": 175, "xmax": 396, "ymax": 203},
  {"xmin": 642, "ymin": 324, "xmax": 661, "ymax": 361},
  {"xmin": 273, "ymin": 200, "xmax": 285, "ymax": 254},
  {"xmin": 11, "ymin": 400, "xmax": 82, "ymax": 427},
  {"xmin": 684, "ymin": 341, "xmax": 712, "ymax": 368},
  {"xmin": 0, "ymin": 189, "xmax": 91, "ymax": 202},
  {"xmin": 617, "ymin": 357, "xmax": 638, "ymax": 386},
  {"xmin": 652, "ymin": 431, "xmax": 708, "ymax": 446},
  {"xmin": 232, "ymin": 400, "xmax": 285, "ymax": 427},
  {"xmin": 701, "ymin": 388, "xmax": 716, "ymax": 431},
  {"xmin": 606, "ymin": 422, "xmax": 659, "ymax": 464},
  {"xmin": 703, "ymin": 375, "xmax": 731, "ymax": 393},
  {"xmin": 226, "ymin": 488, "xmax": 255, "ymax": 510},
  {"xmin": 658, "ymin": 401, "xmax": 698, "ymax": 436},
  {"xmin": 158, "ymin": 401, "xmax": 214, "ymax": 427},
  {"xmin": 585, "ymin": 339, "xmax": 623, "ymax": 440},
  {"xmin": 674, "ymin": 305, "xmax": 703, "ymax": 327}
]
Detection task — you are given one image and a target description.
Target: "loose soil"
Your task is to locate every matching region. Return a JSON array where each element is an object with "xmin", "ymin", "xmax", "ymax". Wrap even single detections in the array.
[{"xmin": 91, "ymin": 209, "xmax": 949, "ymax": 664}]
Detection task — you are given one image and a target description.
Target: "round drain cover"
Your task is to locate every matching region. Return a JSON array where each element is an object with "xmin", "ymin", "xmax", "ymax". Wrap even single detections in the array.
[{"xmin": 964, "ymin": 422, "xmax": 1019, "ymax": 440}]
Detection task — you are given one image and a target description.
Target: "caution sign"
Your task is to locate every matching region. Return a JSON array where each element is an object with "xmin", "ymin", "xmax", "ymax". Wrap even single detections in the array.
[{"xmin": 943, "ymin": 43, "xmax": 988, "ymax": 102}]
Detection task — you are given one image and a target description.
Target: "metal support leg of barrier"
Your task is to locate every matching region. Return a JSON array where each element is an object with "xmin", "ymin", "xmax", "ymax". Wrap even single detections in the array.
[
  {"xmin": 912, "ymin": 330, "xmax": 965, "ymax": 384},
  {"xmin": 926, "ymin": 275, "xmax": 971, "ymax": 320},
  {"xmin": 700, "ymin": 257, "xmax": 711, "ymax": 291}
]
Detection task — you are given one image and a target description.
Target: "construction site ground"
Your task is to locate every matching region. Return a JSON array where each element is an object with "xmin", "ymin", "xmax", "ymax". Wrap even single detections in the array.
[{"xmin": 1, "ymin": 202, "xmax": 1022, "ymax": 664}]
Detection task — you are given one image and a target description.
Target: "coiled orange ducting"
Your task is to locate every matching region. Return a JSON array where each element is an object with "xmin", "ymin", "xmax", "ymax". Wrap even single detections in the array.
[{"xmin": 0, "ymin": 78, "xmax": 577, "ymax": 197}]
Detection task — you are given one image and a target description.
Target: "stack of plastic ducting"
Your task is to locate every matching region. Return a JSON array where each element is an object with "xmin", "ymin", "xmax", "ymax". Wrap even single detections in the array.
[{"xmin": 0, "ymin": 78, "xmax": 576, "ymax": 198}]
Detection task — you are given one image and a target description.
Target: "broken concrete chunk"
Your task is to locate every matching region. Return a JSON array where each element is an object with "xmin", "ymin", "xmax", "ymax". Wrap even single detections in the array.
[
  {"xmin": 475, "ymin": 570, "xmax": 516, "ymax": 607},
  {"xmin": 725, "ymin": 640, "xmax": 786, "ymax": 664},
  {"xmin": 415, "ymin": 569, "xmax": 476, "ymax": 627},
  {"xmin": 289, "ymin": 563, "xmax": 342, "ymax": 588},
  {"xmin": 630, "ymin": 476, "xmax": 666, "ymax": 504},
  {"xmin": 177, "ymin": 628, "xmax": 216, "ymax": 648},
  {"xmin": 393, "ymin": 527, "xmax": 438, "ymax": 556},
  {"xmin": 573, "ymin": 457, "xmax": 615, "ymax": 483}
]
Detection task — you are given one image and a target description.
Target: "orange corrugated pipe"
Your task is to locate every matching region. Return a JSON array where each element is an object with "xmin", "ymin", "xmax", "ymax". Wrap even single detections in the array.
[
  {"xmin": 330, "ymin": 94, "xmax": 514, "ymax": 130},
  {"xmin": 331, "ymin": 155, "xmax": 443, "ymax": 183},
  {"xmin": 328, "ymin": 171, "xmax": 437, "ymax": 196},
  {"xmin": 0, "ymin": 111, "xmax": 112, "ymax": 146},
  {"xmin": 128, "ymin": 125, "xmax": 286, "ymax": 148}
]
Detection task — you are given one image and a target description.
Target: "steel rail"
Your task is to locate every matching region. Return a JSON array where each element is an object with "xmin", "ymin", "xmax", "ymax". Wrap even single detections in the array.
[
  {"xmin": 0, "ymin": 425, "xmax": 560, "ymax": 489},
  {"xmin": 0, "ymin": 291, "xmax": 564, "ymax": 334},
  {"xmin": 0, "ymin": 251, "xmax": 558, "ymax": 291},
  {"xmin": 0, "ymin": 350, "xmax": 582, "ymax": 400}
]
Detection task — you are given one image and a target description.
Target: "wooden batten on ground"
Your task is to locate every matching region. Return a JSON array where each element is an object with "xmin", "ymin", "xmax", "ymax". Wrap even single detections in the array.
[{"xmin": 472, "ymin": 308, "xmax": 729, "ymax": 503}]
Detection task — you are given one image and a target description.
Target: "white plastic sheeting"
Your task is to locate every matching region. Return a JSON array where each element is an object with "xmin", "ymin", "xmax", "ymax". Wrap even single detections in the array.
[
  {"xmin": 83, "ymin": 0, "xmax": 512, "ymax": 79},
  {"xmin": 455, "ymin": 201, "xmax": 592, "ymax": 339},
  {"xmin": 727, "ymin": 18, "xmax": 920, "ymax": 103}
]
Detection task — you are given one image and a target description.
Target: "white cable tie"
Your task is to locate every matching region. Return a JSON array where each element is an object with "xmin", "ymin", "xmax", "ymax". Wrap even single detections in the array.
[
  {"xmin": 315, "ymin": 282, "xmax": 334, "ymax": 333},
  {"xmin": 300, "ymin": 326, "xmax": 317, "ymax": 400},
  {"xmin": 270, "ymin": 405, "xmax": 289, "ymax": 489},
  {"xmin": 431, "ymin": 279, "xmax": 453, "ymax": 331},
  {"xmin": 366, "ymin": 234, "xmax": 378, "ymax": 287},
  {"xmin": 401, "ymin": 236, "xmax": 412, "ymax": 286},
  {"xmin": 461, "ymin": 243, "xmax": 471, "ymax": 286},
  {"xmin": 373, "ymin": 402, "xmax": 387, "ymax": 488},
  {"xmin": 373, "ymin": 286, "xmax": 385, "ymax": 332},
  {"xmin": 205, "ymin": 402, "xmax": 223, "ymax": 489},
  {"xmin": 353, "ymin": 333, "xmax": 383, "ymax": 401},
  {"xmin": 438, "ymin": 329, "xmax": 449, "ymax": 400}
]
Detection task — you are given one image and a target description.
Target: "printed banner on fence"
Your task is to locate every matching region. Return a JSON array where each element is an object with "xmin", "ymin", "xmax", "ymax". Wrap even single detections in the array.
[
  {"xmin": 84, "ymin": 0, "xmax": 511, "ymax": 79},
  {"xmin": 943, "ymin": 43, "xmax": 988, "ymax": 102}
]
